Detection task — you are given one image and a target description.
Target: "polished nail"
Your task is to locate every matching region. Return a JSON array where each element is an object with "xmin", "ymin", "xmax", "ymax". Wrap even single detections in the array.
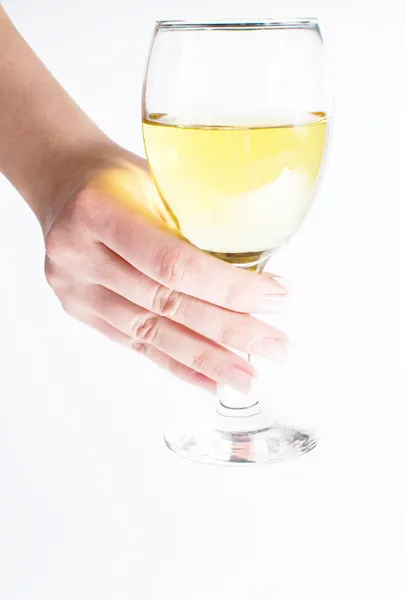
[
  {"xmin": 250, "ymin": 338, "xmax": 289, "ymax": 362},
  {"xmin": 218, "ymin": 365, "xmax": 255, "ymax": 395}
]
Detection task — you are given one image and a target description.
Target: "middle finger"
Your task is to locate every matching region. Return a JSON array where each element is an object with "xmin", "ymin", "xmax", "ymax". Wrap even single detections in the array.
[
  {"xmin": 83, "ymin": 284, "xmax": 257, "ymax": 393},
  {"xmin": 95, "ymin": 245, "xmax": 289, "ymax": 361}
]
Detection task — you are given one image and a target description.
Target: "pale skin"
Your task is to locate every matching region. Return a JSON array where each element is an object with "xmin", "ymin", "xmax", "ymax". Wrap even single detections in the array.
[{"xmin": 0, "ymin": 8, "xmax": 289, "ymax": 395}]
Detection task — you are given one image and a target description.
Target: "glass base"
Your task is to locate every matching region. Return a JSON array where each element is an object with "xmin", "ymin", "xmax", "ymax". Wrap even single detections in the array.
[{"xmin": 164, "ymin": 406, "xmax": 318, "ymax": 466}]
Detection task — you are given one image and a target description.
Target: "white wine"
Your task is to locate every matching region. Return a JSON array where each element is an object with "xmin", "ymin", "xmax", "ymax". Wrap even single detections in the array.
[{"xmin": 143, "ymin": 113, "xmax": 327, "ymax": 266}]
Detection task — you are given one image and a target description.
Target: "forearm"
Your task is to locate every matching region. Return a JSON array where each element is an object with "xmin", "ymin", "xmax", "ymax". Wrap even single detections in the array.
[{"xmin": 0, "ymin": 8, "xmax": 113, "ymax": 228}]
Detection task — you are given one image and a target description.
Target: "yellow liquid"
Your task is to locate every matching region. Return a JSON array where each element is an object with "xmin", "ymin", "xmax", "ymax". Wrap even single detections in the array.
[{"xmin": 143, "ymin": 113, "xmax": 327, "ymax": 265}]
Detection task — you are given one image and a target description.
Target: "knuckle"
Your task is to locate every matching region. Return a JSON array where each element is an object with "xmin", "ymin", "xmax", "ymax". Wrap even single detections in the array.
[
  {"xmin": 218, "ymin": 325, "xmax": 236, "ymax": 346},
  {"xmin": 150, "ymin": 285, "xmax": 183, "ymax": 319},
  {"xmin": 151, "ymin": 245, "xmax": 194, "ymax": 288},
  {"xmin": 44, "ymin": 225, "xmax": 70, "ymax": 261},
  {"xmin": 45, "ymin": 224, "xmax": 84, "ymax": 267},
  {"xmin": 130, "ymin": 313, "xmax": 161, "ymax": 343},
  {"xmin": 132, "ymin": 341, "xmax": 150, "ymax": 356},
  {"xmin": 44, "ymin": 257, "xmax": 61, "ymax": 289},
  {"xmin": 167, "ymin": 357, "xmax": 182, "ymax": 377},
  {"xmin": 191, "ymin": 350, "xmax": 211, "ymax": 372},
  {"xmin": 224, "ymin": 282, "xmax": 243, "ymax": 309}
]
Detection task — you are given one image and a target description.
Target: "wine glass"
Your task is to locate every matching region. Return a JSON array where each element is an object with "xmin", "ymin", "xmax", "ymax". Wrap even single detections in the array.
[{"xmin": 142, "ymin": 19, "xmax": 332, "ymax": 465}]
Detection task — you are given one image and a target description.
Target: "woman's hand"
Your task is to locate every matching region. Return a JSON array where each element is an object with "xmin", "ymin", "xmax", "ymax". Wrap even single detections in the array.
[
  {"xmin": 0, "ymin": 10, "xmax": 288, "ymax": 394},
  {"xmin": 43, "ymin": 147, "xmax": 289, "ymax": 394}
]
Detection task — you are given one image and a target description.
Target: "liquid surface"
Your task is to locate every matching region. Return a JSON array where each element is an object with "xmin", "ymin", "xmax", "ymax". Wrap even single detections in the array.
[{"xmin": 143, "ymin": 113, "xmax": 327, "ymax": 265}]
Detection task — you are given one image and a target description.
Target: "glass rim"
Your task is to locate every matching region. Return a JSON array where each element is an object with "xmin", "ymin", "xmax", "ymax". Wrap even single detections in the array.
[{"xmin": 156, "ymin": 18, "xmax": 319, "ymax": 31}]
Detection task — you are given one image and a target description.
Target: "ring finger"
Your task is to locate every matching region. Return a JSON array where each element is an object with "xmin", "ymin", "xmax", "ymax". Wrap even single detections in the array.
[
  {"xmin": 81, "ymin": 285, "xmax": 257, "ymax": 394},
  {"xmin": 94, "ymin": 246, "xmax": 289, "ymax": 360}
]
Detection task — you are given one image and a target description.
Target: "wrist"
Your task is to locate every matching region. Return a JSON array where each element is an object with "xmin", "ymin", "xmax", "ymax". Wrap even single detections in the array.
[{"xmin": 0, "ymin": 9, "xmax": 121, "ymax": 234}]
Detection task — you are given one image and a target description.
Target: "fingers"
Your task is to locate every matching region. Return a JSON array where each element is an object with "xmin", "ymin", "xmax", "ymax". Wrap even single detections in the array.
[
  {"xmin": 75, "ymin": 313, "xmax": 217, "ymax": 394},
  {"xmin": 93, "ymin": 189, "xmax": 287, "ymax": 313},
  {"xmin": 44, "ymin": 170, "xmax": 290, "ymax": 394},
  {"xmin": 94, "ymin": 246, "xmax": 289, "ymax": 360},
  {"xmin": 72, "ymin": 285, "xmax": 257, "ymax": 394}
]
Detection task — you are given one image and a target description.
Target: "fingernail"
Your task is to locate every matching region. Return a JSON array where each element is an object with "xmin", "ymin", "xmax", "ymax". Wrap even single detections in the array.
[
  {"xmin": 218, "ymin": 365, "xmax": 255, "ymax": 395},
  {"xmin": 250, "ymin": 338, "xmax": 289, "ymax": 362},
  {"xmin": 271, "ymin": 275, "xmax": 288, "ymax": 288},
  {"xmin": 261, "ymin": 276, "xmax": 288, "ymax": 296},
  {"xmin": 262, "ymin": 272, "xmax": 283, "ymax": 280},
  {"xmin": 262, "ymin": 273, "xmax": 289, "ymax": 292}
]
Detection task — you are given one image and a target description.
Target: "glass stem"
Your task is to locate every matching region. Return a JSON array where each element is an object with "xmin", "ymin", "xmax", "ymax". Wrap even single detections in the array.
[
  {"xmin": 217, "ymin": 353, "xmax": 261, "ymax": 416},
  {"xmin": 217, "ymin": 259, "xmax": 267, "ymax": 416}
]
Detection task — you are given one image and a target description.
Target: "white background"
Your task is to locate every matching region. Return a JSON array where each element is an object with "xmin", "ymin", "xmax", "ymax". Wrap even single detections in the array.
[{"xmin": 1, "ymin": 0, "xmax": 405, "ymax": 598}]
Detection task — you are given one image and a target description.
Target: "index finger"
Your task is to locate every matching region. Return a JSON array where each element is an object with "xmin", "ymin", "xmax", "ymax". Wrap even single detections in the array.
[{"xmin": 94, "ymin": 190, "xmax": 287, "ymax": 313}]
